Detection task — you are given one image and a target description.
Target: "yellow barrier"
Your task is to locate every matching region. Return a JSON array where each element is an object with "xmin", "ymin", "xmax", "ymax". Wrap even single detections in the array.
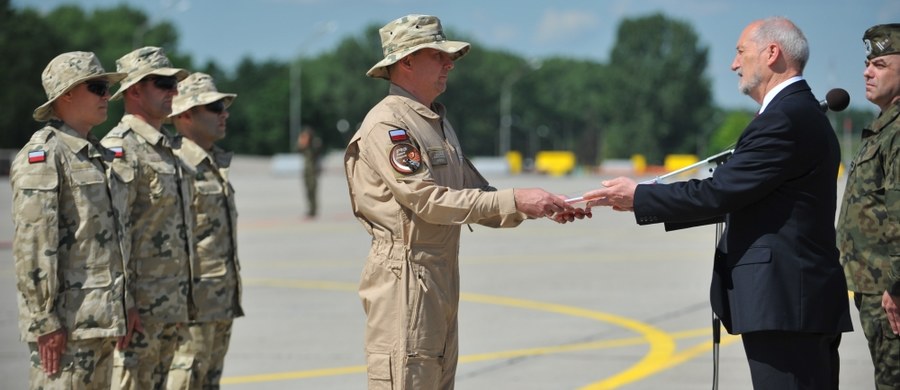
[
  {"xmin": 535, "ymin": 151, "xmax": 576, "ymax": 176},
  {"xmin": 631, "ymin": 154, "xmax": 647, "ymax": 175},
  {"xmin": 664, "ymin": 154, "xmax": 699, "ymax": 172},
  {"xmin": 506, "ymin": 151, "xmax": 523, "ymax": 175}
]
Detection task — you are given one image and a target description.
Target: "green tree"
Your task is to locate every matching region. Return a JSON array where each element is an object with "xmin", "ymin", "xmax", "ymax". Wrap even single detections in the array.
[
  {"xmin": 0, "ymin": 0, "xmax": 67, "ymax": 150},
  {"xmin": 706, "ymin": 109, "xmax": 752, "ymax": 155},
  {"xmin": 604, "ymin": 13, "xmax": 714, "ymax": 164}
]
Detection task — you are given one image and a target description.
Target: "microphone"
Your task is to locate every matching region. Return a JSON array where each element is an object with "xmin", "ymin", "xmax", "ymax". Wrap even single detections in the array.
[{"xmin": 819, "ymin": 88, "xmax": 850, "ymax": 112}]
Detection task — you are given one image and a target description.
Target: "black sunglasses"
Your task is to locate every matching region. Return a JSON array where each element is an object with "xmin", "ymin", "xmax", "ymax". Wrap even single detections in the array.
[
  {"xmin": 142, "ymin": 75, "xmax": 178, "ymax": 91},
  {"xmin": 85, "ymin": 81, "xmax": 110, "ymax": 97},
  {"xmin": 204, "ymin": 100, "xmax": 226, "ymax": 114}
]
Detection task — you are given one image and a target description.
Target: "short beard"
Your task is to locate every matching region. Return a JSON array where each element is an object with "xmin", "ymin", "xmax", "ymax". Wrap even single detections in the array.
[{"xmin": 739, "ymin": 72, "xmax": 762, "ymax": 96}]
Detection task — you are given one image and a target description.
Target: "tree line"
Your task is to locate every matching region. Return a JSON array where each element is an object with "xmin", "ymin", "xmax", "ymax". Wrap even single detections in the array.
[{"xmin": 1, "ymin": 1, "xmax": 874, "ymax": 166}]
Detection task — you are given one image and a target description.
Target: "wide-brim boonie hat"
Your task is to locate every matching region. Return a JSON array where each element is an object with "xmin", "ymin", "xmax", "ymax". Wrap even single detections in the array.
[
  {"xmin": 111, "ymin": 46, "xmax": 189, "ymax": 100},
  {"xmin": 366, "ymin": 14, "xmax": 470, "ymax": 80},
  {"xmin": 169, "ymin": 72, "xmax": 237, "ymax": 117},
  {"xmin": 33, "ymin": 51, "xmax": 126, "ymax": 122}
]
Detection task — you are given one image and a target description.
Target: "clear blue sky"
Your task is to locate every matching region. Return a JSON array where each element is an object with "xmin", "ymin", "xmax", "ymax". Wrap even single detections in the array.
[{"xmin": 12, "ymin": 0, "xmax": 900, "ymax": 110}]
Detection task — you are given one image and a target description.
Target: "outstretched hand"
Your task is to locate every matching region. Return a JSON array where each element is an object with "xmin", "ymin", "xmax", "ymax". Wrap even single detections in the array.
[
  {"xmin": 513, "ymin": 188, "xmax": 572, "ymax": 219},
  {"xmin": 552, "ymin": 206, "xmax": 592, "ymax": 224},
  {"xmin": 583, "ymin": 177, "xmax": 638, "ymax": 212}
]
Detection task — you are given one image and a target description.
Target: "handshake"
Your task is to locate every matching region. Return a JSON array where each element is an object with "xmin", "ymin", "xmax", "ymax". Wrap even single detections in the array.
[{"xmin": 516, "ymin": 176, "xmax": 639, "ymax": 224}]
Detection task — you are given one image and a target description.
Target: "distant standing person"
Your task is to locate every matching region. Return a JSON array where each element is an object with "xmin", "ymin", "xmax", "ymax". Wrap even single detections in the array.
[
  {"xmin": 11, "ymin": 51, "xmax": 128, "ymax": 389},
  {"xmin": 297, "ymin": 126, "xmax": 323, "ymax": 219},
  {"xmin": 837, "ymin": 23, "xmax": 900, "ymax": 390},
  {"xmin": 168, "ymin": 72, "xmax": 244, "ymax": 389}
]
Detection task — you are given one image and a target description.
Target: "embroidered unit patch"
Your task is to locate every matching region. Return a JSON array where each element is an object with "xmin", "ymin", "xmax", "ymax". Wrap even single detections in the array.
[{"xmin": 390, "ymin": 143, "xmax": 422, "ymax": 174}]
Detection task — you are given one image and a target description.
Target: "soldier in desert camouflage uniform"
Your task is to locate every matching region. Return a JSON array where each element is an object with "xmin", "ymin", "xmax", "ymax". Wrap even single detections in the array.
[
  {"xmin": 838, "ymin": 23, "xmax": 900, "ymax": 390},
  {"xmin": 167, "ymin": 72, "xmax": 243, "ymax": 389},
  {"xmin": 11, "ymin": 51, "xmax": 128, "ymax": 389},
  {"xmin": 100, "ymin": 46, "xmax": 193, "ymax": 390}
]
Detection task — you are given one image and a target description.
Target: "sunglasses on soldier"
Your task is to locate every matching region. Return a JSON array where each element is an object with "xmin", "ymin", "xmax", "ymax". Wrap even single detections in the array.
[
  {"xmin": 84, "ymin": 80, "xmax": 110, "ymax": 97},
  {"xmin": 204, "ymin": 100, "xmax": 226, "ymax": 114},
  {"xmin": 142, "ymin": 75, "xmax": 178, "ymax": 91}
]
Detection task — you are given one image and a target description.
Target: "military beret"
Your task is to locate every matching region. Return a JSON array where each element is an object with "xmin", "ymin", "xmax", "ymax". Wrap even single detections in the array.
[{"xmin": 864, "ymin": 23, "xmax": 900, "ymax": 60}]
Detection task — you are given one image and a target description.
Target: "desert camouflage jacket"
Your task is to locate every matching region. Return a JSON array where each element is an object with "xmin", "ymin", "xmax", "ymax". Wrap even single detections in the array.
[
  {"xmin": 101, "ymin": 114, "xmax": 194, "ymax": 324},
  {"xmin": 11, "ymin": 122, "xmax": 127, "ymax": 342},
  {"xmin": 175, "ymin": 138, "xmax": 243, "ymax": 321}
]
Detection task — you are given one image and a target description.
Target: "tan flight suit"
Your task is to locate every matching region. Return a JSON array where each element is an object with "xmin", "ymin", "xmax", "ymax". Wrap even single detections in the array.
[
  {"xmin": 344, "ymin": 84, "xmax": 527, "ymax": 389},
  {"xmin": 11, "ymin": 122, "xmax": 128, "ymax": 389}
]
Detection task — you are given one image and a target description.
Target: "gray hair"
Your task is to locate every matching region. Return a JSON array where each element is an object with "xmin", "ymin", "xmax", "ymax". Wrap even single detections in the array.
[{"xmin": 752, "ymin": 17, "xmax": 809, "ymax": 72}]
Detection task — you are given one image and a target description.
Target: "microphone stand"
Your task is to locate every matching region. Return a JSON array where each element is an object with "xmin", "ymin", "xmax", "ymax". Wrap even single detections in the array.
[{"xmin": 648, "ymin": 149, "xmax": 732, "ymax": 390}]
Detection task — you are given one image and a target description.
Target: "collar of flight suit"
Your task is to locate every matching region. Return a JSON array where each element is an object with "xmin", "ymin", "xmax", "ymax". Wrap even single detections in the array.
[{"xmin": 388, "ymin": 83, "xmax": 446, "ymax": 121}]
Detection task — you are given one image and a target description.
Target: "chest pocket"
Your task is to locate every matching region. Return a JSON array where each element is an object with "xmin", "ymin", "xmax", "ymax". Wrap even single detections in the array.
[
  {"xmin": 850, "ymin": 144, "xmax": 883, "ymax": 195},
  {"xmin": 69, "ymin": 167, "xmax": 107, "ymax": 198},
  {"xmin": 194, "ymin": 177, "xmax": 225, "ymax": 217},
  {"xmin": 145, "ymin": 160, "xmax": 178, "ymax": 201}
]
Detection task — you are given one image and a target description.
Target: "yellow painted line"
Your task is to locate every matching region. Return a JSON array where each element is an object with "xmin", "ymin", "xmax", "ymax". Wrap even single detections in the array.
[
  {"xmin": 579, "ymin": 332, "xmax": 741, "ymax": 389},
  {"xmin": 461, "ymin": 292, "xmax": 676, "ymax": 389},
  {"xmin": 227, "ymin": 279, "xmax": 730, "ymax": 388}
]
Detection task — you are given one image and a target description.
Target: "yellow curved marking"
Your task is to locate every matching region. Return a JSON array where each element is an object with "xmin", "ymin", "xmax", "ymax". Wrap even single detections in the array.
[
  {"xmin": 461, "ymin": 292, "xmax": 676, "ymax": 389},
  {"xmin": 224, "ymin": 279, "xmax": 713, "ymax": 387}
]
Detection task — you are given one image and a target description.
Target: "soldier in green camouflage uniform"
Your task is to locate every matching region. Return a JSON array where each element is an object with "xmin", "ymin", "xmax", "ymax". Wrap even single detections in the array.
[
  {"xmin": 11, "ymin": 51, "xmax": 128, "ymax": 389},
  {"xmin": 167, "ymin": 72, "xmax": 244, "ymax": 389},
  {"xmin": 100, "ymin": 46, "xmax": 194, "ymax": 390},
  {"xmin": 296, "ymin": 126, "xmax": 323, "ymax": 219},
  {"xmin": 837, "ymin": 23, "xmax": 900, "ymax": 390}
]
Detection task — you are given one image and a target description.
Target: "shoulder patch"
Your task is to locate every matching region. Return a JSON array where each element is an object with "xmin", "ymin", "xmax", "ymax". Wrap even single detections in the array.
[
  {"xmin": 390, "ymin": 143, "xmax": 422, "ymax": 174},
  {"xmin": 27, "ymin": 150, "xmax": 46, "ymax": 164},
  {"xmin": 389, "ymin": 129, "xmax": 409, "ymax": 142}
]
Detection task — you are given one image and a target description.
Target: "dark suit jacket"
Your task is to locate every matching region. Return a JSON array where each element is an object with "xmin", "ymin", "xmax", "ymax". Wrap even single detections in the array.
[{"xmin": 633, "ymin": 80, "xmax": 853, "ymax": 335}]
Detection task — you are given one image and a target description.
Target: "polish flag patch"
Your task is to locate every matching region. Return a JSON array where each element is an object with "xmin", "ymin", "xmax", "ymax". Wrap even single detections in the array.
[
  {"xmin": 28, "ymin": 150, "xmax": 46, "ymax": 164},
  {"xmin": 389, "ymin": 129, "xmax": 409, "ymax": 142},
  {"xmin": 109, "ymin": 146, "xmax": 124, "ymax": 158}
]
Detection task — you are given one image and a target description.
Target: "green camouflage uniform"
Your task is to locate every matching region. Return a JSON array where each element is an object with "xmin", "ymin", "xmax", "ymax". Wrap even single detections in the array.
[
  {"xmin": 12, "ymin": 123, "xmax": 128, "ymax": 389},
  {"xmin": 166, "ymin": 72, "xmax": 243, "ymax": 390},
  {"xmin": 102, "ymin": 115, "xmax": 194, "ymax": 389},
  {"xmin": 297, "ymin": 129, "xmax": 323, "ymax": 218},
  {"xmin": 839, "ymin": 100, "xmax": 900, "ymax": 389},
  {"xmin": 837, "ymin": 24, "xmax": 900, "ymax": 390},
  {"xmin": 169, "ymin": 138, "xmax": 243, "ymax": 389}
]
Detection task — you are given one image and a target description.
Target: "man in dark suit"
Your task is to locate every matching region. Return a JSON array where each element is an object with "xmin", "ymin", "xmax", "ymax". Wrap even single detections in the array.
[{"xmin": 582, "ymin": 17, "xmax": 853, "ymax": 389}]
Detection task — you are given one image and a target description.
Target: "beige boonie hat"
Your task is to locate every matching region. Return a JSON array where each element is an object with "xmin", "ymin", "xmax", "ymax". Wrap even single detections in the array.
[
  {"xmin": 367, "ymin": 14, "xmax": 470, "ymax": 80},
  {"xmin": 33, "ymin": 51, "xmax": 126, "ymax": 122},
  {"xmin": 169, "ymin": 72, "xmax": 237, "ymax": 117},
  {"xmin": 111, "ymin": 46, "xmax": 188, "ymax": 100}
]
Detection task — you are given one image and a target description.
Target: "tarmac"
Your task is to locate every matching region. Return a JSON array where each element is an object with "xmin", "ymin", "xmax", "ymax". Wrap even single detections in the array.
[{"xmin": 0, "ymin": 152, "xmax": 874, "ymax": 389}]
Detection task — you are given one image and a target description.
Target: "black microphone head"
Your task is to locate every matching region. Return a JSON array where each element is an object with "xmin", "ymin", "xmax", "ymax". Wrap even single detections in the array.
[{"xmin": 825, "ymin": 88, "xmax": 850, "ymax": 112}]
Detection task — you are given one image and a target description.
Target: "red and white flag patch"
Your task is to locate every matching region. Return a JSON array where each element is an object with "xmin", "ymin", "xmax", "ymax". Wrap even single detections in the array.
[
  {"xmin": 389, "ymin": 129, "xmax": 409, "ymax": 142},
  {"xmin": 109, "ymin": 146, "xmax": 124, "ymax": 158},
  {"xmin": 28, "ymin": 150, "xmax": 46, "ymax": 164}
]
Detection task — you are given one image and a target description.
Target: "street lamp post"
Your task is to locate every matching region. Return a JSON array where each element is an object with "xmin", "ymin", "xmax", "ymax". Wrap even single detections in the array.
[
  {"xmin": 498, "ymin": 59, "xmax": 542, "ymax": 156},
  {"xmin": 289, "ymin": 21, "xmax": 336, "ymax": 151}
]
